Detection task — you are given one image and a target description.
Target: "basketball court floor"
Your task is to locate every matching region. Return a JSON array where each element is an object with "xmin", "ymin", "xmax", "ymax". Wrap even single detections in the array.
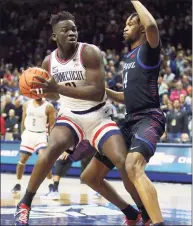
[{"xmin": 1, "ymin": 173, "xmax": 191, "ymax": 225}]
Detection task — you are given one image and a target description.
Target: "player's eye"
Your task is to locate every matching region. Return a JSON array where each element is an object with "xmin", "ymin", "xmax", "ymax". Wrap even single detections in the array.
[{"xmin": 71, "ymin": 27, "xmax": 77, "ymax": 32}]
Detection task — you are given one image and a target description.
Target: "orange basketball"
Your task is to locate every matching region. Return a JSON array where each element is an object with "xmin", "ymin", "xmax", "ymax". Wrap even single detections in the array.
[{"xmin": 19, "ymin": 67, "xmax": 49, "ymax": 99}]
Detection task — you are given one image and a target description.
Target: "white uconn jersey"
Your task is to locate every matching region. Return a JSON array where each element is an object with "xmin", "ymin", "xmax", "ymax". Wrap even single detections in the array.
[
  {"xmin": 24, "ymin": 100, "xmax": 48, "ymax": 132},
  {"xmin": 50, "ymin": 42, "xmax": 106, "ymax": 111}
]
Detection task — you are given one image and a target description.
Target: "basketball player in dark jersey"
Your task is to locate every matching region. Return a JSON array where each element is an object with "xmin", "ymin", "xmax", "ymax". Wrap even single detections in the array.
[{"xmin": 105, "ymin": 1, "xmax": 165, "ymax": 225}]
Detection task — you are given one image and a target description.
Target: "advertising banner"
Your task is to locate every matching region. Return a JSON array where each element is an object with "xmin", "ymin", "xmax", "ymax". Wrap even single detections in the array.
[{"xmin": 1, "ymin": 141, "xmax": 192, "ymax": 182}]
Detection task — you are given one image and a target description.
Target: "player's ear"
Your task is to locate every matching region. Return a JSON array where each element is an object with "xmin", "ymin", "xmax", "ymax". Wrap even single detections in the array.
[{"xmin": 52, "ymin": 33, "xmax": 57, "ymax": 41}]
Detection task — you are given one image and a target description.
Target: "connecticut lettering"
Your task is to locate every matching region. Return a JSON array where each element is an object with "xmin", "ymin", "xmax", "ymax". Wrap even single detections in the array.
[{"xmin": 53, "ymin": 71, "xmax": 84, "ymax": 83}]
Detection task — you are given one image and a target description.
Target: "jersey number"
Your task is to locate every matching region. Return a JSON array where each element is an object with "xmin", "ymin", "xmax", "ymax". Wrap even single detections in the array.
[
  {"xmin": 123, "ymin": 72, "xmax": 128, "ymax": 89},
  {"xmin": 32, "ymin": 118, "xmax": 36, "ymax": 126},
  {"xmin": 65, "ymin": 82, "xmax": 76, "ymax": 88}
]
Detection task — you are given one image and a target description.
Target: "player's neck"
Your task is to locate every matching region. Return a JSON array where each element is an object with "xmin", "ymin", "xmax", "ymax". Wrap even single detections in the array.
[
  {"xmin": 57, "ymin": 43, "xmax": 78, "ymax": 61},
  {"xmin": 130, "ymin": 37, "xmax": 146, "ymax": 50}
]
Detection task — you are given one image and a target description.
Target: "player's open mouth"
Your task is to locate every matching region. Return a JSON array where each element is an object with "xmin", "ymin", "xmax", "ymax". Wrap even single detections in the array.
[{"xmin": 69, "ymin": 36, "xmax": 76, "ymax": 41}]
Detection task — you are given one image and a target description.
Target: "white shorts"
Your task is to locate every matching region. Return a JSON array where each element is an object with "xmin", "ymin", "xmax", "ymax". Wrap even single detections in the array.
[
  {"xmin": 20, "ymin": 130, "xmax": 48, "ymax": 155},
  {"xmin": 55, "ymin": 102, "xmax": 121, "ymax": 152}
]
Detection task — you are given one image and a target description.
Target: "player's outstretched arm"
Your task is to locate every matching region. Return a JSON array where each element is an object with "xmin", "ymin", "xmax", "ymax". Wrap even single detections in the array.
[
  {"xmin": 41, "ymin": 56, "xmax": 60, "ymax": 101},
  {"xmin": 130, "ymin": 0, "xmax": 159, "ymax": 48},
  {"xmin": 105, "ymin": 88, "xmax": 125, "ymax": 104}
]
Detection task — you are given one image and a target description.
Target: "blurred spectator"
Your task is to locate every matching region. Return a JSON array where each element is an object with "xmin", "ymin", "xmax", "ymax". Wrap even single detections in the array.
[
  {"xmin": 166, "ymin": 99, "xmax": 189, "ymax": 143},
  {"xmin": 5, "ymin": 109, "xmax": 18, "ymax": 141},
  {"xmin": 158, "ymin": 76, "xmax": 168, "ymax": 97},
  {"xmin": 163, "ymin": 66, "xmax": 176, "ymax": 84},
  {"xmin": 160, "ymin": 94, "xmax": 171, "ymax": 113},
  {"xmin": 170, "ymin": 81, "xmax": 187, "ymax": 102},
  {"xmin": 0, "ymin": 115, "xmax": 6, "ymax": 140},
  {"xmin": 176, "ymin": 53, "xmax": 185, "ymax": 75},
  {"xmin": 182, "ymin": 72, "xmax": 191, "ymax": 89},
  {"xmin": 14, "ymin": 98, "xmax": 23, "ymax": 133},
  {"xmin": 185, "ymin": 86, "xmax": 192, "ymax": 106},
  {"xmin": 106, "ymin": 72, "xmax": 116, "ymax": 90},
  {"xmin": 3, "ymin": 94, "xmax": 15, "ymax": 119}
]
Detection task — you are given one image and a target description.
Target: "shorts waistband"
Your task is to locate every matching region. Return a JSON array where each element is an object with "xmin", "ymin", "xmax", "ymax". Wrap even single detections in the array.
[
  {"xmin": 126, "ymin": 108, "xmax": 163, "ymax": 120},
  {"xmin": 27, "ymin": 130, "xmax": 46, "ymax": 133},
  {"xmin": 71, "ymin": 102, "xmax": 106, "ymax": 115}
]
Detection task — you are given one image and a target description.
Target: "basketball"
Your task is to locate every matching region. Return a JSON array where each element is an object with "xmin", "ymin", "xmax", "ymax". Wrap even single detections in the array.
[{"xmin": 19, "ymin": 67, "xmax": 49, "ymax": 99}]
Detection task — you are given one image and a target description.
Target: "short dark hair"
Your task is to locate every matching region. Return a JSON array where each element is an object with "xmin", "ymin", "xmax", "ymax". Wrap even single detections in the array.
[
  {"xmin": 130, "ymin": 13, "xmax": 140, "ymax": 23},
  {"xmin": 49, "ymin": 11, "xmax": 75, "ymax": 28}
]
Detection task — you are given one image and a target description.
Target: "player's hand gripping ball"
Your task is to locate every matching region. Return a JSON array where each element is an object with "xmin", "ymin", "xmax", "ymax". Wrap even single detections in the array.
[{"xmin": 19, "ymin": 67, "xmax": 49, "ymax": 99}]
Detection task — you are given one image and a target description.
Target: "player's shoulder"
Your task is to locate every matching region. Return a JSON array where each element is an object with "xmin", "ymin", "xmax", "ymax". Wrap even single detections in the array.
[
  {"xmin": 81, "ymin": 43, "xmax": 102, "ymax": 66},
  {"xmin": 82, "ymin": 43, "xmax": 101, "ymax": 55}
]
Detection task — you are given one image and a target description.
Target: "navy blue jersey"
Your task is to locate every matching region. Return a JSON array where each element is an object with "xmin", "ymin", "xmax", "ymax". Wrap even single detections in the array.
[{"xmin": 123, "ymin": 41, "xmax": 161, "ymax": 114}]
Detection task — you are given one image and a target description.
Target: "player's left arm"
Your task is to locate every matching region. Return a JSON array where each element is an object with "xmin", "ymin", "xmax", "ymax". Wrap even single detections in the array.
[
  {"xmin": 131, "ymin": 0, "xmax": 159, "ymax": 48},
  {"xmin": 46, "ymin": 104, "xmax": 56, "ymax": 134}
]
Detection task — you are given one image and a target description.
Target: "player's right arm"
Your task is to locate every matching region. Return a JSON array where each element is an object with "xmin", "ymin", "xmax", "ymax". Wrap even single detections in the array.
[
  {"xmin": 41, "ymin": 56, "xmax": 60, "ymax": 101},
  {"xmin": 21, "ymin": 102, "xmax": 28, "ymax": 134},
  {"xmin": 105, "ymin": 88, "xmax": 125, "ymax": 104}
]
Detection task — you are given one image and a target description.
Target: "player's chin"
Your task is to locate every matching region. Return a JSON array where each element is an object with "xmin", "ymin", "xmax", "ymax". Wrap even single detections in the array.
[{"xmin": 123, "ymin": 34, "xmax": 129, "ymax": 41}]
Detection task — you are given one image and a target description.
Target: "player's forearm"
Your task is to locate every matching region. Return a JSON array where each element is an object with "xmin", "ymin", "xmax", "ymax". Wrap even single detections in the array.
[
  {"xmin": 45, "ymin": 93, "xmax": 60, "ymax": 101},
  {"xmin": 131, "ymin": 0, "xmax": 157, "ymax": 29},
  {"xmin": 105, "ymin": 88, "xmax": 125, "ymax": 104},
  {"xmin": 21, "ymin": 120, "xmax": 25, "ymax": 133},
  {"xmin": 56, "ymin": 84, "xmax": 105, "ymax": 101}
]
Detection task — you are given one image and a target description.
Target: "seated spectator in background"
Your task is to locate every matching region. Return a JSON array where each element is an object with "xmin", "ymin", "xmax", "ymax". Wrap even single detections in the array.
[
  {"xmin": 158, "ymin": 76, "xmax": 168, "ymax": 97},
  {"xmin": 166, "ymin": 99, "xmax": 189, "ymax": 143},
  {"xmin": 163, "ymin": 66, "xmax": 176, "ymax": 85},
  {"xmin": 160, "ymin": 94, "xmax": 171, "ymax": 113},
  {"xmin": 0, "ymin": 115, "xmax": 6, "ymax": 140},
  {"xmin": 176, "ymin": 53, "xmax": 185, "ymax": 75},
  {"xmin": 182, "ymin": 72, "xmax": 191, "ymax": 89},
  {"xmin": 179, "ymin": 94, "xmax": 192, "ymax": 114},
  {"xmin": 5, "ymin": 109, "xmax": 18, "ymax": 141},
  {"xmin": 185, "ymin": 86, "xmax": 192, "ymax": 106},
  {"xmin": 170, "ymin": 81, "xmax": 187, "ymax": 102},
  {"xmin": 14, "ymin": 98, "xmax": 22, "ymax": 133},
  {"xmin": 106, "ymin": 72, "xmax": 116, "ymax": 90},
  {"xmin": 3, "ymin": 94, "xmax": 15, "ymax": 119},
  {"xmin": 183, "ymin": 60, "xmax": 192, "ymax": 75}
]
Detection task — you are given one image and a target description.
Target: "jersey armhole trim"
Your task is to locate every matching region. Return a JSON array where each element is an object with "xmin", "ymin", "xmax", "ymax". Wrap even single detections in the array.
[
  {"xmin": 137, "ymin": 46, "xmax": 161, "ymax": 70},
  {"xmin": 80, "ymin": 43, "xmax": 86, "ymax": 69}
]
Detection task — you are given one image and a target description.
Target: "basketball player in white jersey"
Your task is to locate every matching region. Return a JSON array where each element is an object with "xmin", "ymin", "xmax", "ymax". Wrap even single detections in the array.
[
  {"xmin": 11, "ymin": 98, "xmax": 56, "ymax": 194},
  {"xmin": 15, "ymin": 12, "xmax": 147, "ymax": 226}
]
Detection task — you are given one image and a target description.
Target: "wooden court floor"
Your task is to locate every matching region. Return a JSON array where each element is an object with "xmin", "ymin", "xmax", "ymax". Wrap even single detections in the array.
[{"xmin": 1, "ymin": 174, "xmax": 191, "ymax": 225}]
